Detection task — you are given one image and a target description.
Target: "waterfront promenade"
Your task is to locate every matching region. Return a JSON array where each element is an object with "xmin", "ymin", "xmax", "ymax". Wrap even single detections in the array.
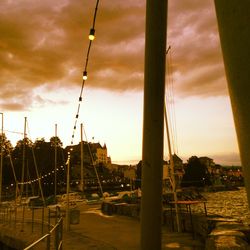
[
  {"xmin": 2, "ymin": 196, "xmax": 250, "ymax": 249},
  {"xmin": 0, "ymin": 202, "xmax": 204, "ymax": 249},
  {"xmin": 62, "ymin": 203, "xmax": 204, "ymax": 250}
]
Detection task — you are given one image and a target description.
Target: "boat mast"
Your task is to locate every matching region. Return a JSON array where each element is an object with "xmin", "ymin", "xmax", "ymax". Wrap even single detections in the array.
[
  {"xmin": 164, "ymin": 104, "xmax": 181, "ymax": 232},
  {"xmin": 20, "ymin": 117, "xmax": 27, "ymax": 198},
  {"xmin": 165, "ymin": 46, "xmax": 181, "ymax": 232},
  {"xmin": 54, "ymin": 123, "xmax": 58, "ymax": 199},
  {"xmin": 80, "ymin": 123, "xmax": 84, "ymax": 193},
  {"xmin": 0, "ymin": 112, "xmax": 3, "ymax": 203}
]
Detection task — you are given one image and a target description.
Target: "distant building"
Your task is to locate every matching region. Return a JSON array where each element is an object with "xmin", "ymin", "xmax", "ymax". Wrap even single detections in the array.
[
  {"xmin": 90, "ymin": 143, "xmax": 108, "ymax": 164},
  {"xmin": 221, "ymin": 166, "xmax": 243, "ymax": 177},
  {"xmin": 163, "ymin": 154, "xmax": 184, "ymax": 189},
  {"xmin": 65, "ymin": 141, "xmax": 111, "ymax": 165},
  {"xmin": 123, "ymin": 166, "xmax": 136, "ymax": 180}
]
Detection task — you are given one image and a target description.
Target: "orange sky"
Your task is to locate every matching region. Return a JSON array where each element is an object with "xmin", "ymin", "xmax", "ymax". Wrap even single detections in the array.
[{"xmin": 0, "ymin": 0, "xmax": 240, "ymax": 165}]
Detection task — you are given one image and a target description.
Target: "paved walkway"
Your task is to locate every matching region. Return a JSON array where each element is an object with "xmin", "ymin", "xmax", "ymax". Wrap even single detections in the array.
[{"xmin": 62, "ymin": 204, "xmax": 204, "ymax": 250}]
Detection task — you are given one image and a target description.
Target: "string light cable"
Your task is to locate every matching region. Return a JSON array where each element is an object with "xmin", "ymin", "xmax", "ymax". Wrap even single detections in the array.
[
  {"xmin": 5, "ymin": 1, "xmax": 102, "ymax": 195},
  {"xmin": 66, "ymin": 0, "xmax": 104, "ymax": 197},
  {"xmin": 70, "ymin": 0, "xmax": 100, "ymax": 145}
]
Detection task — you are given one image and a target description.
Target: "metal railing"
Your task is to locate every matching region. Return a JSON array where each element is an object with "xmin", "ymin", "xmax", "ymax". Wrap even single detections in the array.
[
  {"xmin": 0, "ymin": 203, "xmax": 63, "ymax": 250},
  {"xmin": 24, "ymin": 216, "xmax": 63, "ymax": 250}
]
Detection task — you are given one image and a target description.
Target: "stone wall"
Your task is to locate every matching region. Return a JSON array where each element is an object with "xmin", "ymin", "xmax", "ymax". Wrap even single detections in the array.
[{"xmin": 205, "ymin": 218, "xmax": 250, "ymax": 249}]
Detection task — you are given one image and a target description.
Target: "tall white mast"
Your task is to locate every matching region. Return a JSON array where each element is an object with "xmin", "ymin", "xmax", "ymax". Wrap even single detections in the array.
[{"xmin": 164, "ymin": 104, "xmax": 180, "ymax": 232}]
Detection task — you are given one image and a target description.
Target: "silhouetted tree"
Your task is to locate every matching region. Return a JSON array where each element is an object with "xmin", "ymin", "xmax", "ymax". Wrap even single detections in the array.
[
  {"xmin": 50, "ymin": 136, "xmax": 63, "ymax": 147},
  {"xmin": 181, "ymin": 156, "xmax": 212, "ymax": 187},
  {"xmin": 1, "ymin": 133, "xmax": 15, "ymax": 186}
]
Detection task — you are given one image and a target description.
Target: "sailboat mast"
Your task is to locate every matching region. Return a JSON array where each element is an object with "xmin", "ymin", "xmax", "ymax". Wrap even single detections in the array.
[
  {"xmin": 54, "ymin": 124, "xmax": 57, "ymax": 199},
  {"xmin": 20, "ymin": 117, "xmax": 27, "ymax": 198},
  {"xmin": 0, "ymin": 112, "xmax": 3, "ymax": 202},
  {"xmin": 80, "ymin": 123, "xmax": 84, "ymax": 193},
  {"xmin": 164, "ymin": 104, "xmax": 180, "ymax": 232}
]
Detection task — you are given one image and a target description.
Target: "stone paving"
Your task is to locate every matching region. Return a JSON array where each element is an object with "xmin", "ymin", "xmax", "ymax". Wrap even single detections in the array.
[
  {"xmin": 0, "ymin": 203, "xmax": 205, "ymax": 249},
  {"xmin": 62, "ymin": 204, "xmax": 204, "ymax": 250}
]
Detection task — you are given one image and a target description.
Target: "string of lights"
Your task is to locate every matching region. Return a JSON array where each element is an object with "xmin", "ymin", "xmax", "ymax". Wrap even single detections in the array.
[
  {"xmin": 5, "ymin": 1, "xmax": 101, "ymax": 189},
  {"xmin": 5, "ymin": 120, "xmax": 65, "ymax": 186},
  {"xmin": 71, "ymin": 0, "xmax": 100, "ymax": 145}
]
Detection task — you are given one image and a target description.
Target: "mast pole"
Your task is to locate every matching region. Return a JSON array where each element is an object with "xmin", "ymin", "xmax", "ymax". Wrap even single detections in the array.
[
  {"xmin": 164, "ymin": 104, "xmax": 180, "ymax": 232},
  {"xmin": 66, "ymin": 151, "xmax": 71, "ymax": 231},
  {"xmin": 0, "ymin": 112, "xmax": 3, "ymax": 203},
  {"xmin": 54, "ymin": 124, "xmax": 57, "ymax": 199},
  {"xmin": 21, "ymin": 117, "xmax": 27, "ymax": 198},
  {"xmin": 80, "ymin": 123, "xmax": 84, "ymax": 193},
  {"xmin": 141, "ymin": 0, "xmax": 167, "ymax": 249}
]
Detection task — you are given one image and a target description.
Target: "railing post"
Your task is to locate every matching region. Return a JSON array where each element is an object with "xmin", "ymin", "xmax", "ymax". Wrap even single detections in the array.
[
  {"xmin": 59, "ymin": 218, "xmax": 63, "ymax": 250},
  {"xmin": 21, "ymin": 205, "xmax": 25, "ymax": 232},
  {"xmin": 42, "ymin": 206, "xmax": 44, "ymax": 234},
  {"xmin": 55, "ymin": 223, "xmax": 59, "ymax": 250},
  {"xmin": 47, "ymin": 234, "xmax": 51, "ymax": 250},
  {"xmin": 9, "ymin": 208, "xmax": 11, "ymax": 225},
  {"xmin": 31, "ymin": 207, "xmax": 34, "ymax": 233},
  {"xmin": 55, "ymin": 206, "xmax": 58, "ymax": 224},
  {"xmin": 47, "ymin": 208, "xmax": 51, "ymax": 250},
  {"xmin": 14, "ymin": 205, "xmax": 17, "ymax": 228},
  {"xmin": 48, "ymin": 208, "xmax": 51, "ymax": 232}
]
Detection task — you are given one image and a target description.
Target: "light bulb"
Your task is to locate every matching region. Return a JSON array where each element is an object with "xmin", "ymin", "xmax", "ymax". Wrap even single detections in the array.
[
  {"xmin": 89, "ymin": 28, "xmax": 95, "ymax": 40},
  {"xmin": 83, "ymin": 71, "xmax": 88, "ymax": 80}
]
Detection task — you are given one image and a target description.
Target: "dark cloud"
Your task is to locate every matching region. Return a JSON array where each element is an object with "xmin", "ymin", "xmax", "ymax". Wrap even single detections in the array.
[{"xmin": 0, "ymin": 0, "xmax": 227, "ymax": 111}]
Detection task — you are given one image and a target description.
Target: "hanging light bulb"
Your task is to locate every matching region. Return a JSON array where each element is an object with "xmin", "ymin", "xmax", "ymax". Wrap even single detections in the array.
[
  {"xmin": 89, "ymin": 28, "xmax": 95, "ymax": 40},
  {"xmin": 83, "ymin": 71, "xmax": 88, "ymax": 80}
]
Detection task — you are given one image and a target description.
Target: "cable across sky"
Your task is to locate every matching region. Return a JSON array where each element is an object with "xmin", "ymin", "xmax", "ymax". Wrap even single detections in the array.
[{"xmin": 70, "ymin": 0, "xmax": 100, "ymax": 146}]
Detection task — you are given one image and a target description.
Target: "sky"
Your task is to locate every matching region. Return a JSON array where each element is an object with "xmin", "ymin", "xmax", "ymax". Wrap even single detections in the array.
[{"xmin": 0, "ymin": 0, "xmax": 241, "ymax": 166}]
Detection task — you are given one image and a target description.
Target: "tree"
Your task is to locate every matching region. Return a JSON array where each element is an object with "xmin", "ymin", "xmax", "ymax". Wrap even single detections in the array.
[
  {"xmin": 50, "ymin": 136, "xmax": 63, "ymax": 147},
  {"xmin": 1, "ymin": 133, "xmax": 15, "ymax": 186},
  {"xmin": 181, "ymin": 156, "xmax": 212, "ymax": 187}
]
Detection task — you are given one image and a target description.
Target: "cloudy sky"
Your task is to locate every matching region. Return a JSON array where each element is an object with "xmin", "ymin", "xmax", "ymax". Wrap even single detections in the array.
[{"xmin": 0, "ymin": 0, "xmax": 240, "ymax": 165}]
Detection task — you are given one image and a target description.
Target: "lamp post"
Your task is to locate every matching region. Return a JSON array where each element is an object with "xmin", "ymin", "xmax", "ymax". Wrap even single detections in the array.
[{"xmin": 0, "ymin": 112, "xmax": 3, "ymax": 203}]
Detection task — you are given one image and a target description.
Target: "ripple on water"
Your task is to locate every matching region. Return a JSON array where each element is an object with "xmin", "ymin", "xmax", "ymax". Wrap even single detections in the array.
[{"xmin": 192, "ymin": 187, "xmax": 250, "ymax": 225}]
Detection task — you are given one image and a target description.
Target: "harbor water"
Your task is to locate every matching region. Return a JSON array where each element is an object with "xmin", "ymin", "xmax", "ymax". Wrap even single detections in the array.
[{"xmin": 193, "ymin": 187, "xmax": 250, "ymax": 225}]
